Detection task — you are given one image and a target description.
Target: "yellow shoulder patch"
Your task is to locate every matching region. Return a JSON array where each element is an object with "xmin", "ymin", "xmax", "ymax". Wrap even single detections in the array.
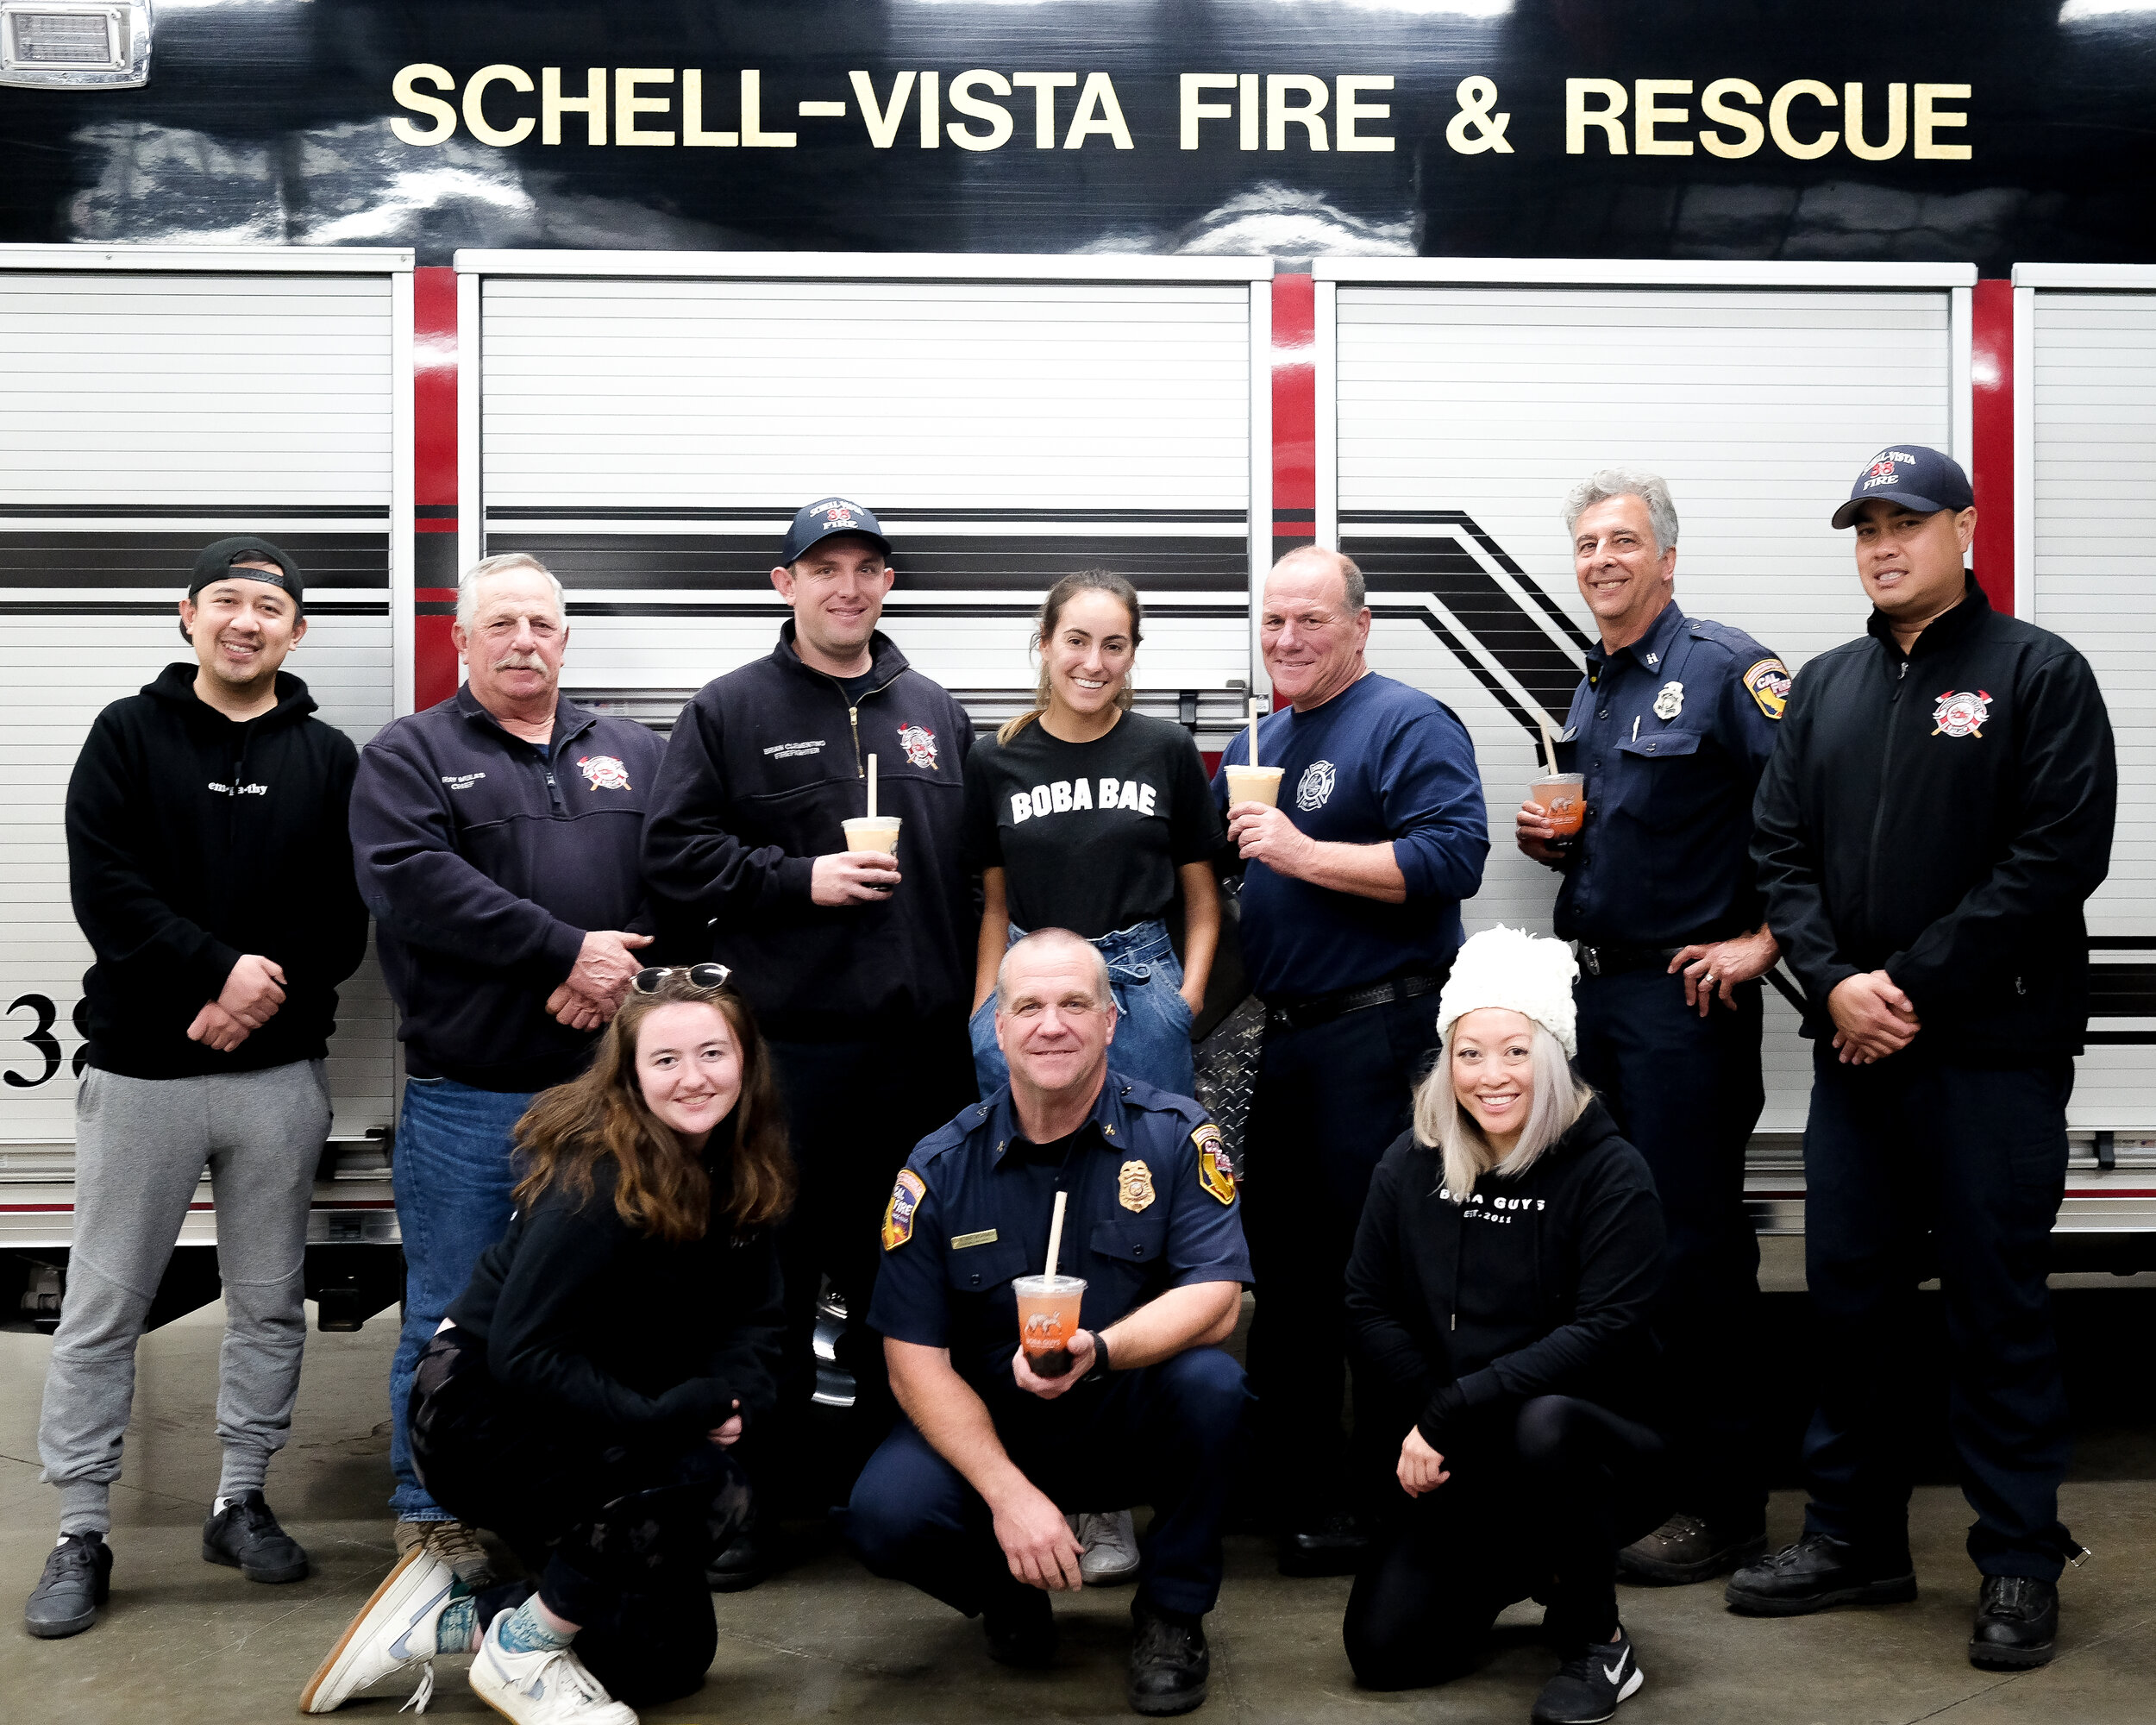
[
  {"xmin": 881, "ymin": 1170, "xmax": 926, "ymax": 1251},
  {"xmin": 1742, "ymin": 656, "xmax": 1791, "ymax": 721},
  {"xmin": 1194, "ymin": 1123, "xmax": 1236, "ymax": 1205}
]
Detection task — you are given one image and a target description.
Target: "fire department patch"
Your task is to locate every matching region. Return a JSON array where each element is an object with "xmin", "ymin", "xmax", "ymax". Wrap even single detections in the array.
[
  {"xmin": 1742, "ymin": 658, "xmax": 1791, "ymax": 721},
  {"xmin": 896, "ymin": 723, "xmax": 938, "ymax": 770},
  {"xmin": 881, "ymin": 1170, "xmax": 925, "ymax": 1251},
  {"xmin": 578, "ymin": 755, "xmax": 630, "ymax": 790},
  {"xmin": 1932, "ymin": 689, "xmax": 1992, "ymax": 738},
  {"xmin": 1118, "ymin": 1160, "xmax": 1156, "ymax": 1214},
  {"xmin": 1194, "ymin": 1124, "xmax": 1236, "ymax": 1205}
]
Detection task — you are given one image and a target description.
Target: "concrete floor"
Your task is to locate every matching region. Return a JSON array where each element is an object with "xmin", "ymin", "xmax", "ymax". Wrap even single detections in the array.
[{"xmin": 4, "ymin": 1295, "xmax": 2156, "ymax": 1724}]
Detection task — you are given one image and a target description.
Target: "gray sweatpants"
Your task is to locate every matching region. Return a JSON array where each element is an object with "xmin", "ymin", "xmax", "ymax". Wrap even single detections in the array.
[{"xmin": 37, "ymin": 1060, "xmax": 331, "ymax": 1535}]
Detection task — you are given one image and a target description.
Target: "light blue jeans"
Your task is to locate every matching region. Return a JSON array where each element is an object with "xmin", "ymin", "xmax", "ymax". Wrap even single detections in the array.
[
  {"xmin": 970, "ymin": 919, "xmax": 1198, "ymax": 1102},
  {"xmin": 388, "ymin": 1075, "xmax": 534, "ymax": 1521}
]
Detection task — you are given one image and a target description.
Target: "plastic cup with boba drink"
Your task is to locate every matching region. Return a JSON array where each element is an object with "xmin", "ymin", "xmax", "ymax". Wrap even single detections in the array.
[
  {"xmin": 1227, "ymin": 699, "xmax": 1285, "ymax": 806},
  {"xmin": 1528, "ymin": 771, "xmax": 1585, "ymax": 851},
  {"xmin": 1015, "ymin": 1191, "xmax": 1086, "ymax": 1377},
  {"xmin": 843, "ymin": 754, "xmax": 902, "ymax": 862}
]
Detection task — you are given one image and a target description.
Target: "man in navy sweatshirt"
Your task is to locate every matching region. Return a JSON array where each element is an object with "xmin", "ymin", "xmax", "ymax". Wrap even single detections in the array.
[
  {"xmin": 349, "ymin": 552, "xmax": 663, "ymax": 1580},
  {"xmin": 643, "ymin": 499, "xmax": 978, "ymax": 1577},
  {"xmin": 29, "ymin": 537, "xmax": 367, "ymax": 1640},
  {"xmin": 1213, "ymin": 545, "xmax": 1489, "ymax": 1578}
]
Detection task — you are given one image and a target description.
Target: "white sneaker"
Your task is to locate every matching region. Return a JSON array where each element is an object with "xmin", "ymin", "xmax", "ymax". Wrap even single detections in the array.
[
  {"xmin": 468, "ymin": 1612, "xmax": 638, "ymax": 1724},
  {"xmin": 1073, "ymin": 1509, "xmax": 1142, "ymax": 1585},
  {"xmin": 395, "ymin": 1517, "xmax": 497, "ymax": 1588},
  {"xmin": 299, "ymin": 1547, "xmax": 459, "ymax": 1714}
]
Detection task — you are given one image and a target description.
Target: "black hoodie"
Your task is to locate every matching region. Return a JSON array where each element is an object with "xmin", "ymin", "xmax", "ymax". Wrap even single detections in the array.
[
  {"xmin": 1752, "ymin": 578, "xmax": 2116, "ymax": 1055},
  {"xmin": 66, "ymin": 663, "xmax": 367, "ymax": 1080},
  {"xmin": 642, "ymin": 623, "xmax": 976, "ymax": 1038},
  {"xmin": 1344, "ymin": 1100, "xmax": 1665, "ymax": 1448}
]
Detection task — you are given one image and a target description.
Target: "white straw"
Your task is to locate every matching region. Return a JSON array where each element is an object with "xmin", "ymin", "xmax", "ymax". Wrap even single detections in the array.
[
  {"xmin": 1248, "ymin": 698, "xmax": 1262, "ymax": 770},
  {"xmin": 867, "ymin": 753, "xmax": 878, "ymax": 819},
  {"xmin": 1539, "ymin": 718, "xmax": 1558, "ymax": 774},
  {"xmin": 1045, "ymin": 1189, "xmax": 1069, "ymax": 1281}
]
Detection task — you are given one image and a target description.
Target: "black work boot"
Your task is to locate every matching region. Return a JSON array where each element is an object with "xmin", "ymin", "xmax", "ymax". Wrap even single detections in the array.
[
  {"xmin": 25, "ymin": 1532, "xmax": 112, "ymax": 1639},
  {"xmin": 1969, "ymin": 1575, "xmax": 2059, "ymax": 1670},
  {"xmin": 1128, "ymin": 1596, "xmax": 1210, "ymax": 1716},
  {"xmin": 981, "ymin": 1578, "xmax": 1057, "ymax": 1669},
  {"xmin": 1619, "ymin": 1511, "xmax": 1768, "ymax": 1585},
  {"xmin": 1725, "ymin": 1533, "xmax": 1915, "ymax": 1616},
  {"xmin": 202, "ymin": 1490, "xmax": 310, "ymax": 1584},
  {"xmin": 706, "ymin": 1511, "xmax": 777, "ymax": 1593},
  {"xmin": 1277, "ymin": 1510, "xmax": 1373, "ymax": 1578}
]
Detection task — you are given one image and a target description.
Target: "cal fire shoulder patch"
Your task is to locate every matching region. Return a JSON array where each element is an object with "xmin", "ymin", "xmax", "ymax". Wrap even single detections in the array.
[
  {"xmin": 882, "ymin": 1170, "xmax": 925, "ymax": 1251},
  {"xmin": 1741, "ymin": 657, "xmax": 1791, "ymax": 721},
  {"xmin": 1194, "ymin": 1123, "xmax": 1236, "ymax": 1205}
]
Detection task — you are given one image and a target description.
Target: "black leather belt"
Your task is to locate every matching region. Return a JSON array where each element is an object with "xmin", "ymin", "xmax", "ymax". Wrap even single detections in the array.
[
  {"xmin": 1576, "ymin": 940, "xmax": 1683, "ymax": 979},
  {"xmin": 1264, "ymin": 972, "xmax": 1445, "ymax": 1035}
]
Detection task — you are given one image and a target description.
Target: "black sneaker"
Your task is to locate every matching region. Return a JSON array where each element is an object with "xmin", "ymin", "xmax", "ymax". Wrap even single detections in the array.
[
  {"xmin": 1277, "ymin": 1510, "xmax": 1373, "ymax": 1578},
  {"xmin": 982, "ymin": 1580, "xmax": 1057, "ymax": 1669},
  {"xmin": 1619, "ymin": 1511, "xmax": 1768, "ymax": 1585},
  {"xmin": 1532, "ymin": 1631, "xmax": 1643, "ymax": 1725},
  {"xmin": 1127, "ymin": 1597, "xmax": 1209, "ymax": 1716},
  {"xmin": 25, "ymin": 1532, "xmax": 112, "ymax": 1639},
  {"xmin": 202, "ymin": 1490, "xmax": 309, "ymax": 1584},
  {"xmin": 1969, "ymin": 1575, "xmax": 2059, "ymax": 1670},
  {"xmin": 1725, "ymin": 1533, "xmax": 1915, "ymax": 1616}
]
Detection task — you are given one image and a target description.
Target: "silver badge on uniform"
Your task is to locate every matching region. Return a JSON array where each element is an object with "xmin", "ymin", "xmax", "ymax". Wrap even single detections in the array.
[{"xmin": 1652, "ymin": 681, "xmax": 1683, "ymax": 720}]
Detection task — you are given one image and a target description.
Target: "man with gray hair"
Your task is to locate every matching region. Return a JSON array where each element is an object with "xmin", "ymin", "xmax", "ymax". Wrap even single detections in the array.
[
  {"xmin": 1515, "ymin": 468, "xmax": 1789, "ymax": 1586},
  {"xmin": 349, "ymin": 552, "xmax": 664, "ymax": 1571}
]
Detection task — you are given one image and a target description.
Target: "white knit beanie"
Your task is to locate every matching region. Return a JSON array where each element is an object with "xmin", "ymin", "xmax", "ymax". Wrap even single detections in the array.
[{"xmin": 1435, "ymin": 925, "xmax": 1579, "ymax": 1057}]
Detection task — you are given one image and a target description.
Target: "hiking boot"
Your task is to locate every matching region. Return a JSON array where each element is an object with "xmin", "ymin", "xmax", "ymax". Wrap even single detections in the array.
[
  {"xmin": 1619, "ymin": 1511, "xmax": 1768, "ymax": 1585},
  {"xmin": 396, "ymin": 1516, "xmax": 497, "ymax": 1589}
]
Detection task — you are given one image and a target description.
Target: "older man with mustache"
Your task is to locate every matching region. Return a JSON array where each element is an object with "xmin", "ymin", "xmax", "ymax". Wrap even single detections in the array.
[{"xmin": 350, "ymin": 553, "xmax": 664, "ymax": 1579}]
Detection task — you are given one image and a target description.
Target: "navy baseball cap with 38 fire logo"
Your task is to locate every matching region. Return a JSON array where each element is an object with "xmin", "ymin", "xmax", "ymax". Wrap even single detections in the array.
[
  {"xmin": 1831, "ymin": 444, "xmax": 1975, "ymax": 530},
  {"xmin": 780, "ymin": 497, "xmax": 892, "ymax": 565}
]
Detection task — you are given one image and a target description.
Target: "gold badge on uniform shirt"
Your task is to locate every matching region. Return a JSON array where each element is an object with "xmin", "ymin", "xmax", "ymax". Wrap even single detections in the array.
[{"xmin": 1119, "ymin": 1160, "xmax": 1156, "ymax": 1214}]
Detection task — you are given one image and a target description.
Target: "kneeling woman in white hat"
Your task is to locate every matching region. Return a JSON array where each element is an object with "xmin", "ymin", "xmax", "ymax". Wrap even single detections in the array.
[{"xmin": 1343, "ymin": 927, "xmax": 1670, "ymax": 1725}]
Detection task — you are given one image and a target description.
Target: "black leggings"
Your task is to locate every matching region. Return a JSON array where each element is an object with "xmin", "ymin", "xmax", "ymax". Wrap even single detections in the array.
[
  {"xmin": 1344, "ymin": 1396, "xmax": 1668, "ymax": 1691},
  {"xmin": 409, "ymin": 1327, "xmax": 752, "ymax": 1709}
]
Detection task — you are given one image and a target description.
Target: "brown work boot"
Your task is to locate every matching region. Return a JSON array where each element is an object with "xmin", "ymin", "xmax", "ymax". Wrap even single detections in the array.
[
  {"xmin": 1619, "ymin": 1511, "xmax": 1766, "ymax": 1585},
  {"xmin": 394, "ymin": 1518, "xmax": 496, "ymax": 1589}
]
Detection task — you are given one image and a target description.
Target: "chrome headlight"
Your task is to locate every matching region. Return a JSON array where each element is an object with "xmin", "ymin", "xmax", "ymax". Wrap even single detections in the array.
[{"xmin": 0, "ymin": 1, "xmax": 152, "ymax": 89}]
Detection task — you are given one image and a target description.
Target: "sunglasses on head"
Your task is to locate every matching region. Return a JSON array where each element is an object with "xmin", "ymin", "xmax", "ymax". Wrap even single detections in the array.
[{"xmin": 630, "ymin": 963, "xmax": 733, "ymax": 995}]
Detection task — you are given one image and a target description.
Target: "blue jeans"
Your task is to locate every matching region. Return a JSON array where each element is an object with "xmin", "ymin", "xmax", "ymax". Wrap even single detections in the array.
[
  {"xmin": 969, "ymin": 919, "xmax": 1196, "ymax": 1101},
  {"xmin": 388, "ymin": 1075, "xmax": 533, "ymax": 1521}
]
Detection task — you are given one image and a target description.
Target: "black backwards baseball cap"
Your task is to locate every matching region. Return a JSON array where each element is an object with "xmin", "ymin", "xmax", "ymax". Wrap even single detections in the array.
[
  {"xmin": 779, "ymin": 497, "xmax": 891, "ymax": 566},
  {"xmin": 1831, "ymin": 445, "xmax": 1975, "ymax": 529},
  {"xmin": 188, "ymin": 536, "xmax": 305, "ymax": 608}
]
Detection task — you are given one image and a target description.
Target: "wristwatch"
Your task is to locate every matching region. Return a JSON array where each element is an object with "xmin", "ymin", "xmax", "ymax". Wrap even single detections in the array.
[{"xmin": 1084, "ymin": 1328, "xmax": 1112, "ymax": 1381}]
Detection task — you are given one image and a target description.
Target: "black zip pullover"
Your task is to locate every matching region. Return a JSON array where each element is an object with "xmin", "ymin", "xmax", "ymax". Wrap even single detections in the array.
[
  {"xmin": 642, "ymin": 624, "xmax": 975, "ymax": 1038},
  {"xmin": 66, "ymin": 663, "xmax": 367, "ymax": 1080},
  {"xmin": 1344, "ymin": 1100, "xmax": 1665, "ymax": 1449},
  {"xmin": 1752, "ymin": 579, "xmax": 2115, "ymax": 1056}
]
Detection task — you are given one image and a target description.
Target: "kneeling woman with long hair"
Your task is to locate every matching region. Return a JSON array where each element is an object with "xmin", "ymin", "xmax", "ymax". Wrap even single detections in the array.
[
  {"xmin": 1343, "ymin": 928, "xmax": 1669, "ymax": 1725},
  {"xmin": 302, "ymin": 967, "xmax": 792, "ymax": 1723}
]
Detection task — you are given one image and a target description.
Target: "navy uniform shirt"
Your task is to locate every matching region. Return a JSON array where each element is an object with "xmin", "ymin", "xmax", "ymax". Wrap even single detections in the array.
[
  {"xmin": 1213, "ymin": 673, "xmax": 1488, "ymax": 1001},
  {"xmin": 1553, "ymin": 602, "xmax": 1788, "ymax": 946},
  {"xmin": 868, "ymin": 1072, "xmax": 1253, "ymax": 1396}
]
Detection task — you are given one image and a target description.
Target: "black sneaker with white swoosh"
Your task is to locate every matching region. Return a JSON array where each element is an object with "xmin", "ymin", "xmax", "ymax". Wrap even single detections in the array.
[{"xmin": 1531, "ymin": 1629, "xmax": 1644, "ymax": 1725}]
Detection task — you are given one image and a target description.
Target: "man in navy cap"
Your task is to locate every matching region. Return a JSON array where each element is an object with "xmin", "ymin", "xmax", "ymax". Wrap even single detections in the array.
[
  {"xmin": 644, "ymin": 498, "xmax": 978, "ymax": 1578},
  {"xmin": 1737, "ymin": 446, "xmax": 2116, "ymax": 1669},
  {"xmin": 28, "ymin": 537, "xmax": 367, "ymax": 1637},
  {"xmin": 847, "ymin": 928, "xmax": 1250, "ymax": 1716},
  {"xmin": 1515, "ymin": 468, "xmax": 1787, "ymax": 1588}
]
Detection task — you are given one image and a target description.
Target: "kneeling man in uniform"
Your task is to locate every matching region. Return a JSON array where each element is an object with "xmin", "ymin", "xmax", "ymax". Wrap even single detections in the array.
[{"xmin": 848, "ymin": 927, "xmax": 1252, "ymax": 1716}]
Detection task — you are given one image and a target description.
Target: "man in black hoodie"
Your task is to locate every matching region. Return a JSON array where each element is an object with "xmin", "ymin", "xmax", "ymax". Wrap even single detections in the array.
[
  {"xmin": 643, "ymin": 499, "xmax": 977, "ymax": 1566},
  {"xmin": 1737, "ymin": 447, "xmax": 2117, "ymax": 1669},
  {"xmin": 27, "ymin": 538, "xmax": 367, "ymax": 1640}
]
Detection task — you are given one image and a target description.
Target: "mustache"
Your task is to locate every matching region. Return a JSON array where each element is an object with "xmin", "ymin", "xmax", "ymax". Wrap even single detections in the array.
[{"xmin": 491, "ymin": 652, "xmax": 551, "ymax": 672}]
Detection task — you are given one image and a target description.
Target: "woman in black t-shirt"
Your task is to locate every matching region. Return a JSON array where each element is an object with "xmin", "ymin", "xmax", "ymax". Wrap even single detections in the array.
[
  {"xmin": 962, "ymin": 570, "xmax": 1224, "ymax": 1101},
  {"xmin": 300, "ymin": 966, "xmax": 791, "ymax": 1720}
]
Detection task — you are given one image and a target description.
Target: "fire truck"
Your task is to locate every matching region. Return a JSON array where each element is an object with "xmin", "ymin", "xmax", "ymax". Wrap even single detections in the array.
[{"xmin": 0, "ymin": 1, "xmax": 2151, "ymax": 1339}]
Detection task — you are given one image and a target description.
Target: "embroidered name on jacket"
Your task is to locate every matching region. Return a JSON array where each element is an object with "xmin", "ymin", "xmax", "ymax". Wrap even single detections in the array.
[
  {"xmin": 762, "ymin": 739, "xmax": 826, "ymax": 760},
  {"xmin": 207, "ymin": 780, "xmax": 267, "ymax": 796},
  {"xmin": 1008, "ymin": 777, "xmax": 1159, "ymax": 823}
]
